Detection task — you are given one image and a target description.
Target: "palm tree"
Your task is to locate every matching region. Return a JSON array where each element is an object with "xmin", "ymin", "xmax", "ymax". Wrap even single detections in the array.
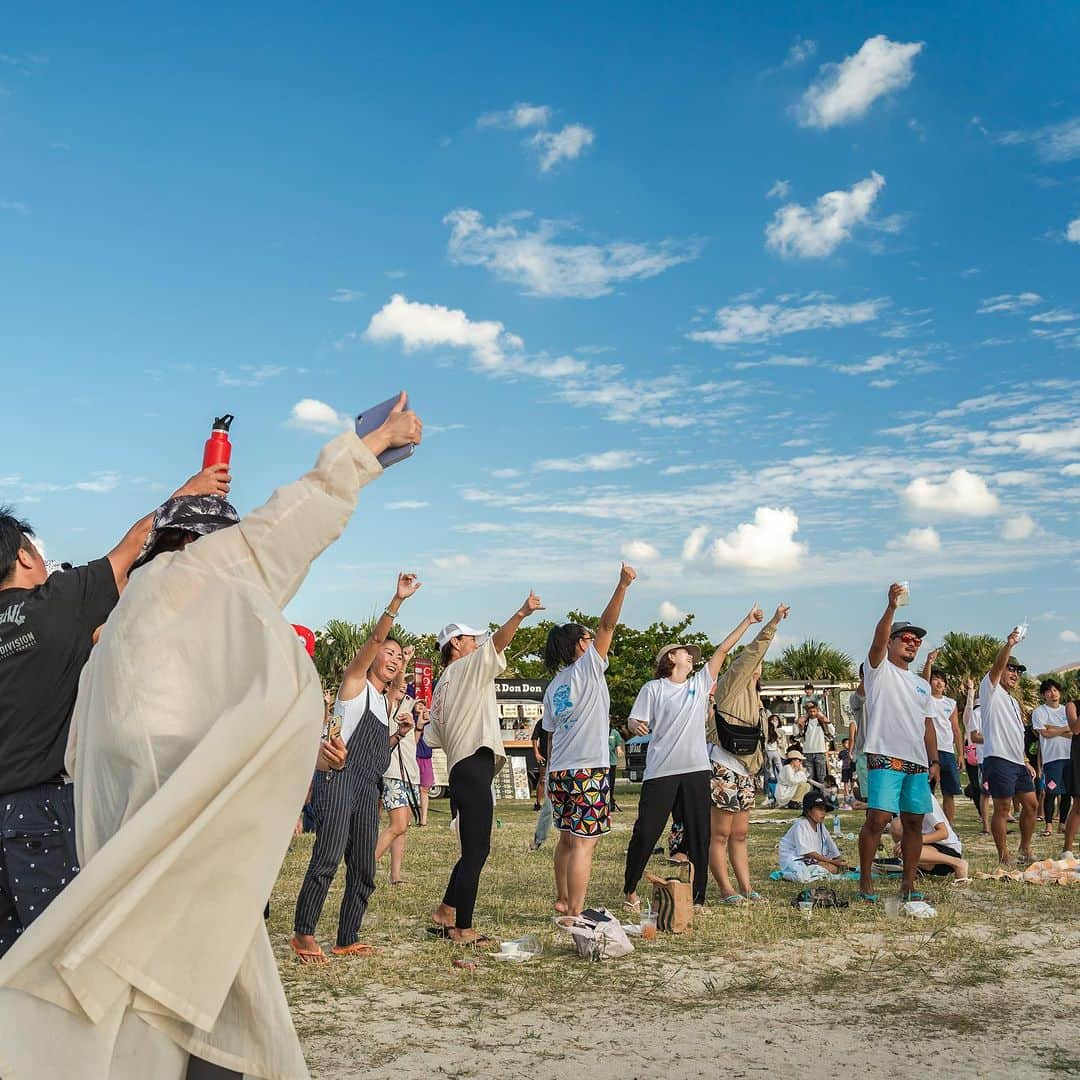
[
  {"xmin": 313, "ymin": 616, "xmax": 420, "ymax": 692},
  {"xmin": 935, "ymin": 631, "xmax": 1000, "ymax": 694},
  {"xmin": 773, "ymin": 639, "xmax": 855, "ymax": 682}
]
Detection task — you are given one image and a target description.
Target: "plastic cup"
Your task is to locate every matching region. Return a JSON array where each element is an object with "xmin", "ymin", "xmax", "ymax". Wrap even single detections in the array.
[
  {"xmin": 798, "ymin": 901, "xmax": 813, "ymax": 920},
  {"xmin": 884, "ymin": 896, "xmax": 900, "ymax": 918},
  {"xmin": 895, "ymin": 582, "xmax": 910, "ymax": 607},
  {"xmin": 640, "ymin": 913, "xmax": 658, "ymax": 940}
]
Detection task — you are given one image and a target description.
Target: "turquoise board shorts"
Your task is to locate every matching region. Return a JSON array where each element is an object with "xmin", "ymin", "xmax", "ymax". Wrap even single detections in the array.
[{"xmin": 866, "ymin": 758, "xmax": 933, "ymax": 816}]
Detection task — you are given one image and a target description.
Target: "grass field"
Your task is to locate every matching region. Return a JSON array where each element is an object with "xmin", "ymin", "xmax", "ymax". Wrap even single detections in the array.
[{"xmin": 269, "ymin": 786, "xmax": 1080, "ymax": 1078}]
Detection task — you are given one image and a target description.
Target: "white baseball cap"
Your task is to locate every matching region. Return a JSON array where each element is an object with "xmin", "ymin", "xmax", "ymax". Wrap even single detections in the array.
[{"xmin": 436, "ymin": 622, "xmax": 487, "ymax": 648}]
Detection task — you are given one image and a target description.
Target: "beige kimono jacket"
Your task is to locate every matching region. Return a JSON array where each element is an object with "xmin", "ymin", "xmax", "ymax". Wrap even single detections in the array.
[{"xmin": 0, "ymin": 431, "xmax": 383, "ymax": 1079}]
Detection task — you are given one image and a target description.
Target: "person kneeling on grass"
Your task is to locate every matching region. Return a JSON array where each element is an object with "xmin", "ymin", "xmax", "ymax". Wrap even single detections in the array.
[
  {"xmin": 542, "ymin": 563, "xmax": 636, "ymax": 916},
  {"xmin": 773, "ymin": 750, "xmax": 811, "ymax": 809},
  {"xmin": 888, "ymin": 794, "xmax": 969, "ymax": 880},
  {"xmin": 778, "ymin": 791, "xmax": 848, "ymax": 882}
]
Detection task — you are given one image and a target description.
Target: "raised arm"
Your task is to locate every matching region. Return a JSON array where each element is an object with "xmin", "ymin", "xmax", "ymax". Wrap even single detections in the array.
[
  {"xmin": 707, "ymin": 605, "xmax": 764, "ymax": 680},
  {"xmin": 920, "ymin": 648, "xmax": 940, "ymax": 683},
  {"xmin": 106, "ymin": 463, "xmax": 232, "ymax": 591},
  {"xmin": 869, "ymin": 584, "xmax": 905, "ymax": 668},
  {"xmin": 718, "ymin": 603, "xmax": 789, "ymax": 692},
  {"xmin": 187, "ymin": 391, "xmax": 421, "ymax": 608},
  {"xmin": 339, "ymin": 573, "xmax": 421, "ymax": 701},
  {"xmin": 594, "ymin": 563, "xmax": 636, "ymax": 659},
  {"xmin": 491, "ymin": 590, "xmax": 544, "ymax": 654},
  {"xmin": 987, "ymin": 628, "xmax": 1021, "ymax": 688}
]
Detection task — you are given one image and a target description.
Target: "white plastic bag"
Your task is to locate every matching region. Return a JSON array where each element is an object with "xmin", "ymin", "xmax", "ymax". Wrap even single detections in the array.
[{"xmin": 556, "ymin": 909, "xmax": 634, "ymax": 960}]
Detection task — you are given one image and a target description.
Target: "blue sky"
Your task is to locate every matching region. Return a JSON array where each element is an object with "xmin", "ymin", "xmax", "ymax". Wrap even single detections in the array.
[{"xmin": 3, "ymin": 3, "xmax": 1079, "ymax": 673}]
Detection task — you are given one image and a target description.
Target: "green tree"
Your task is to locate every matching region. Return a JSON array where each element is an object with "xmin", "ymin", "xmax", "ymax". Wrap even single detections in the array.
[
  {"xmin": 773, "ymin": 639, "xmax": 855, "ymax": 682},
  {"xmin": 313, "ymin": 616, "xmax": 421, "ymax": 692},
  {"xmin": 935, "ymin": 631, "xmax": 1001, "ymax": 694}
]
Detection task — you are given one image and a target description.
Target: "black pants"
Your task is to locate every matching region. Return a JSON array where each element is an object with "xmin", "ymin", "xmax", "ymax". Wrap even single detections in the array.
[
  {"xmin": 623, "ymin": 771, "xmax": 710, "ymax": 906},
  {"xmin": 442, "ymin": 748, "xmax": 495, "ymax": 929},
  {"xmin": 0, "ymin": 781, "xmax": 80, "ymax": 959},
  {"xmin": 965, "ymin": 762, "xmax": 983, "ymax": 813},
  {"xmin": 186, "ymin": 1058, "xmax": 242, "ymax": 1079},
  {"xmin": 608, "ymin": 766, "xmax": 619, "ymax": 809}
]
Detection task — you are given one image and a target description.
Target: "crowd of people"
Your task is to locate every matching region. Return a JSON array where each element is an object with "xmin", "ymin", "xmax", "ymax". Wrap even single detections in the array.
[{"xmin": 1, "ymin": 400, "xmax": 1077, "ymax": 1078}]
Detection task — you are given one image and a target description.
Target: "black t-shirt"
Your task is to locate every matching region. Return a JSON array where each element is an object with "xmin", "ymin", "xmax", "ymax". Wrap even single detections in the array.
[
  {"xmin": 531, "ymin": 717, "xmax": 550, "ymax": 759},
  {"xmin": 0, "ymin": 558, "xmax": 119, "ymax": 793}
]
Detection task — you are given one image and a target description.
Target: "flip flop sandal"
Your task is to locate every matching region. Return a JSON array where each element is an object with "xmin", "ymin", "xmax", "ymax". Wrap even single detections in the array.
[
  {"xmin": 426, "ymin": 925, "xmax": 454, "ymax": 939},
  {"xmin": 456, "ymin": 934, "xmax": 499, "ymax": 951},
  {"xmin": 289, "ymin": 938, "xmax": 329, "ymax": 965},
  {"xmin": 746, "ymin": 891, "xmax": 769, "ymax": 903},
  {"xmin": 857, "ymin": 891, "xmax": 880, "ymax": 904},
  {"xmin": 900, "ymin": 891, "xmax": 927, "ymax": 902},
  {"xmin": 720, "ymin": 893, "xmax": 746, "ymax": 905},
  {"xmin": 331, "ymin": 942, "xmax": 376, "ymax": 957},
  {"xmin": 389, "ymin": 879, "xmax": 408, "ymax": 886},
  {"xmin": 622, "ymin": 898, "xmax": 642, "ymax": 913}
]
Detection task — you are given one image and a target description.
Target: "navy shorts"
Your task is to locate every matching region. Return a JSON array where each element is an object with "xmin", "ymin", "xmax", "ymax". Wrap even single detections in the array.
[
  {"xmin": 982, "ymin": 756, "xmax": 1035, "ymax": 799},
  {"xmin": 937, "ymin": 751, "xmax": 963, "ymax": 796}
]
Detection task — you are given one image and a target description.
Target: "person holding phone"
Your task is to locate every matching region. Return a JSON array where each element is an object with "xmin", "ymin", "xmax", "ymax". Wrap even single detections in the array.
[
  {"xmin": 292, "ymin": 572, "xmax": 420, "ymax": 963},
  {"xmin": 542, "ymin": 563, "xmax": 636, "ymax": 917},
  {"xmin": 427, "ymin": 591, "xmax": 544, "ymax": 948}
]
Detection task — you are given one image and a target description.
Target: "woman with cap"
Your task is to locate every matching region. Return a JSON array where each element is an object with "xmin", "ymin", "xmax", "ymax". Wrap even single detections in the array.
[
  {"xmin": 291, "ymin": 572, "xmax": 421, "ymax": 963},
  {"xmin": 541, "ymin": 562, "xmax": 636, "ymax": 917},
  {"xmin": 706, "ymin": 602, "xmax": 790, "ymax": 903},
  {"xmin": 427, "ymin": 591, "xmax": 544, "ymax": 947},
  {"xmin": 621, "ymin": 606, "xmax": 766, "ymax": 912},
  {"xmin": 774, "ymin": 750, "xmax": 812, "ymax": 808}
]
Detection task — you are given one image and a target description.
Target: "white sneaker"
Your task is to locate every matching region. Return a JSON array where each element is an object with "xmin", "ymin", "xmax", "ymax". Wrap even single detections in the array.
[
  {"xmin": 1062, "ymin": 850, "xmax": 1075, "ymax": 860},
  {"xmin": 902, "ymin": 899, "xmax": 937, "ymax": 918}
]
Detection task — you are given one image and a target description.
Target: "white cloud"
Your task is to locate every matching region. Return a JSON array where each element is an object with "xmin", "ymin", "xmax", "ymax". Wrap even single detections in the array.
[
  {"xmin": 681, "ymin": 525, "xmax": 709, "ymax": 561},
  {"xmin": 286, "ymin": 399, "xmax": 351, "ymax": 434},
  {"xmin": 903, "ymin": 469, "xmax": 1000, "ymax": 517},
  {"xmin": 998, "ymin": 116, "xmax": 1080, "ymax": 162},
  {"xmin": 385, "ymin": 500, "xmax": 430, "ymax": 510},
  {"xmin": 453, "ymin": 522, "xmax": 509, "ymax": 534},
  {"xmin": 621, "ymin": 539, "xmax": 661, "ymax": 562},
  {"xmin": 797, "ymin": 35, "xmax": 923, "ymax": 129},
  {"xmin": 492, "ymin": 468, "xmax": 521, "ymax": 479},
  {"xmin": 215, "ymin": 364, "xmax": 286, "ymax": 387},
  {"xmin": 889, "ymin": 527, "xmax": 941, "ymax": 553},
  {"xmin": 530, "ymin": 124, "xmax": 595, "ymax": 170},
  {"xmin": 689, "ymin": 296, "xmax": 884, "ymax": 346},
  {"xmin": 478, "ymin": 102, "xmax": 552, "ymax": 129},
  {"xmin": 74, "ymin": 473, "xmax": 121, "ymax": 494},
  {"xmin": 1063, "ymin": 463, "xmax": 1080, "ymax": 477},
  {"xmin": 869, "ymin": 378, "xmax": 897, "ymax": 389},
  {"xmin": 709, "ymin": 507, "xmax": 806, "ymax": 571},
  {"xmin": 834, "ymin": 352, "xmax": 899, "ymax": 376},
  {"xmin": 365, "ymin": 293, "xmax": 520, "ymax": 373},
  {"xmin": 766, "ymin": 179, "xmax": 791, "ymax": 199},
  {"xmin": 784, "ymin": 38, "xmax": 817, "ymax": 68},
  {"xmin": 765, "ymin": 172, "xmax": 887, "ymax": 258},
  {"xmin": 977, "ymin": 292, "xmax": 1043, "ymax": 314},
  {"xmin": 1002, "ymin": 513, "xmax": 1036, "ymax": 541},
  {"xmin": 433, "ymin": 554, "xmax": 472, "ymax": 571},
  {"xmin": 659, "ymin": 600, "xmax": 685, "ymax": 622},
  {"xmin": 445, "ymin": 208, "xmax": 699, "ymax": 299},
  {"xmin": 1060, "ymin": 629, "xmax": 1080, "ymax": 643},
  {"xmin": 535, "ymin": 450, "xmax": 647, "ymax": 473},
  {"xmin": 732, "ymin": 354, "xmax": 815, "ymax": 371},
  {"xmin": 1068, "ymin": 218, "xmax": 1080, "ymax": 244},
  {"xmin": 1029, "ymin": 309, "xmax": 1078, "ymax": 324},
  {"xmin": 1014, "ymin": 429, "xmax": 1080, "ymax": 455},
  {"xmin": 330, "ymin": 288, "xmax": 364, "ymax": 303}
]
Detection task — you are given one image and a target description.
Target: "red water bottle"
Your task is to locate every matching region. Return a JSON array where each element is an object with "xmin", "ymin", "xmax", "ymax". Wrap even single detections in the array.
[{"xmin": 202, "ymin": 414, "xmax": 235, "ymax": 469}]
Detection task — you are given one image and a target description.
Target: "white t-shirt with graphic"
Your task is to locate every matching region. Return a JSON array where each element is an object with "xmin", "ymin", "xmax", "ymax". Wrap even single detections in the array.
[
  {"xmin": 630, "ymin": 666, "xmax": 713, "ymax": 782},
  {"xmin": 862, "ymin": 655, "xmax": 932, "ymax": 767},
  {"xmin": 1032, "ymin": 703, "xmax": 1072, "ymax": 765},
  {"xmin": 927, "ymin": 695, "xmax": 958, "ymax": 757},
  {"xmin": 979, "ymin": 675, "xmax": 1026, "ymax": 765},
  {"xmin": 923, "ymin": 797, "xmax": 961, "ymax": 853},
  {"xmin": 778, "ymin": 817, "xmax": 840, "ymax": 868},
  {"xmin": 542, "ymin": 644, "xmax": 611, "ymax": 773}
]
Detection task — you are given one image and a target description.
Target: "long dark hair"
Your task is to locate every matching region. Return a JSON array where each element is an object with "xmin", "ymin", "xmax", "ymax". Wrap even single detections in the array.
[{"xmin": 544, "ymin": 623, "xmax": 589, "ymax": 673}]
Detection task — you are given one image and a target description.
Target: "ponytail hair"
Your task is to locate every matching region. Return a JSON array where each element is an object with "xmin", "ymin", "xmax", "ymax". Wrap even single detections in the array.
[{"xmin": 544, "ymin": 623, "xmax": 589, "ymax": 673}]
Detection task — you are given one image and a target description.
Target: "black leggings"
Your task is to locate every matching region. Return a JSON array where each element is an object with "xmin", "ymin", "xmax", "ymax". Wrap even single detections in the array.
[
  {"xmin": 965, "ymin": 762, "xmax": 983, "ymax": 813},
  {"xmin": 623, "ymin": 771, "xmax": 710, "ymax": 906},
  {"xmin": 442, "ymin": 748, "xmax": 496, "ymax": 929}
]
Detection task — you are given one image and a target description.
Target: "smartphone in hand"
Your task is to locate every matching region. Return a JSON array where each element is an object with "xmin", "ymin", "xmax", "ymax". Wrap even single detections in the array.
[{"xmin": 356, "ymin": 394, "xmax": 417, "ymax": 468}]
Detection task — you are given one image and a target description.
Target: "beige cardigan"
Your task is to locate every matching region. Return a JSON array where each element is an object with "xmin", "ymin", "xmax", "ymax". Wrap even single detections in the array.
[
  {"xmin": 0, "ymin": 431, "xmax": 383, "ymax": 1079},
  {"xmin": 706, "ymin": 621, "xmax": 778, "ymax": 776}
]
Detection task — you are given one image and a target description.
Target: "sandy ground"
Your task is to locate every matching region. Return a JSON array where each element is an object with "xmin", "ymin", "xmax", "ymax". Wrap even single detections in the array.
[{"xmin": 292, "ymin": 920, "xmax": 1080, "ymax": 1079}]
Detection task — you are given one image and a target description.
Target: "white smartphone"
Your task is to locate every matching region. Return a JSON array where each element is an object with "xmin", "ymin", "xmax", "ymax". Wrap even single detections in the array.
[{"xmin": 355, "ymin": 394, "xmax": 416, "ymax": 467}]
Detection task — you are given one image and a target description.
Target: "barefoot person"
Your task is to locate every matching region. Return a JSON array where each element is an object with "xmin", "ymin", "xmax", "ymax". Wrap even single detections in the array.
[
  {"xmin": 705, "ymin": 602, "xmax": 790, "ymax": 904},
  {"xmin": 0, "ymin": 394, "xmax": 421, "ymax": 1080},
  {"xmin": 292, "ymin": 572, "xmax": 420, "ymax": 962},
  {"xmin": 542, "ymin": 563, "xmax": 636, "ymax": 916},
  {"xmin": 427, "ymin": 592, "xmax": 544, "ymax": 947},
  {"xmin": 980, "ymin": 630, "xmax": 1038, "ymax": 866},
  {"xmin": 857, "ymin": 585, "xmax": 939, "ymax": 911},
  {"xmin": 622, "ymin": 609, "xmax": 762, "ymax": 913},
  {"xmin": 921, "ymin": 652, "xmax": 964, "ymax": 823},
  {"xmin": 889, "ymin": 794, "xmax": 969, "ymax": 879}
]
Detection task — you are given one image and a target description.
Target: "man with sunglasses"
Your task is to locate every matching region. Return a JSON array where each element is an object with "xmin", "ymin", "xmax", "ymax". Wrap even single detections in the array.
[{"xmin": 857, "ymin": 584, "xmax": 939, "ymax": 910}]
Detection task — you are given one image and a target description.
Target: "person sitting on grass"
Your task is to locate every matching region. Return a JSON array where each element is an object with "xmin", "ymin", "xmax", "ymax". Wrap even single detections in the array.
[
  {"xmin": 773, "ymin": 750, "xmax": 811, "ymax": 809},
  {"xmin": 888, "ymin": 794, "xmax": 969, "ymax": 880},
  {"xmin": 777, "ymin": 791, "xmax": 848, "ymax": 882},
  {"xmin": 542, "ymin": 562, "xmax": 636, "ymax": 917}
]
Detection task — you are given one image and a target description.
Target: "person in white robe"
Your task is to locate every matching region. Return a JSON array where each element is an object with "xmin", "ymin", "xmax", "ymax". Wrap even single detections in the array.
[{"xmin": 0, "ymin": 395, "xmax": 422, "ymax": 1080}]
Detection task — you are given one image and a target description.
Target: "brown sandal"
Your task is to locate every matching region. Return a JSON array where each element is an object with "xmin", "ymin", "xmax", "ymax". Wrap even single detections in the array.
[
  {"xmin": 331, "ymin": 942, "xmax": 376, "ymax": 957},
  {"xmin": 290, "ymin": 937, "xmax": 329, "ymax": 965}
]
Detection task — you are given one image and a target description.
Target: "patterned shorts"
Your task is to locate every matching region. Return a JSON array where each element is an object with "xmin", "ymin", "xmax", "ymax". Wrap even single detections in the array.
[
  {"xmin": 709, "ymin": 761, "xmax": 756, "ymax": 813},
  {"xmin": 547, "ymin": 768, "xmax": 611, "ymax": 838},
  {"xmin": 381, "ymin": 777, "xmax": 418, "ymax": 813}
]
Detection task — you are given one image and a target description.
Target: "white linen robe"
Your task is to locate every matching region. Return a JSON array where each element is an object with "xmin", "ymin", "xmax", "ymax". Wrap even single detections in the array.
[{"xmin": 0, "ymin": 431, "xmax": 383, "ymax": 1079}]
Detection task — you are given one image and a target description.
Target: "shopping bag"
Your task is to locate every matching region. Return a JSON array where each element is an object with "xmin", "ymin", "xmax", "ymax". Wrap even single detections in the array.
[{"xmin": 645, "ymin": 863, "xmax": 694, "ymax": 934}]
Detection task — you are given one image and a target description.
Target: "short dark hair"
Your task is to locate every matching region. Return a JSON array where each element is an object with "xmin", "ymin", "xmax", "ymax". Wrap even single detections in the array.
[
  {"xmin": 930, "ymin": 668, "xmax": 946, "ymax": 681},
  {"xmin": 655, "ymin": 652, "xmax": 677, "ymax": 680},
  {"xmin": 544, "ymin": 623, "xmax": 588, "ymax": 673},
  {"xmin": 439, "ymin": 640, "xmax": 455, "ymax": 667},
  {"xmin": 0, "ymin": 504, "xmax": 37, "ymax": 584},
  {"xmin": 129, "ymin": 527, "xmax": 198, "ymax": 573},
  {"xmin": 1040, "ymin": 678, "xmax": 1062, "ymax": 695}
]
